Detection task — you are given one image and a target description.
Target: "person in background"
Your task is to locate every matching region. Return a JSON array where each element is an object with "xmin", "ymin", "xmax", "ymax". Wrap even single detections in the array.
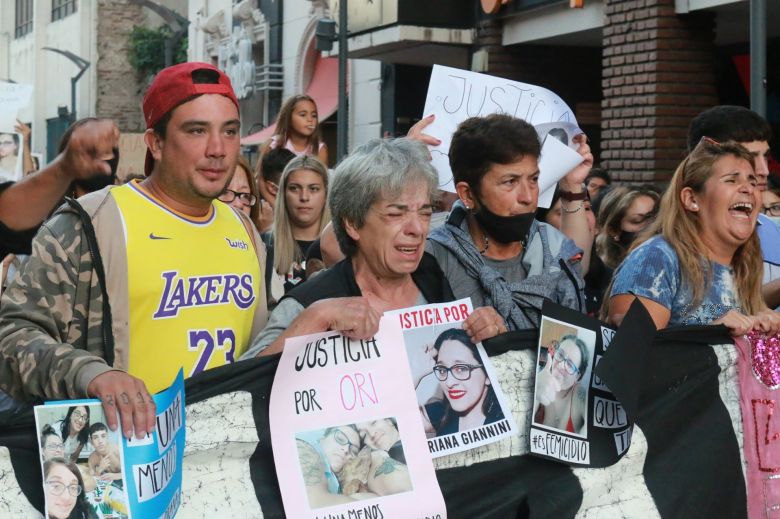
[
  {"xmin": 256, "ymin": 147, "xmax": 295, "ymax": 233},
  {"xmin": 261, "ymin": 94, "xmax": 329, "ymax": 165},
  {"xmin": 761, "ymin": 175, "xmax": 780, "ymax": 228},
  {"xmin": 594, "ymin": 185, "xmax": 660, "ymax": 270},
  {"xmin": 760, "ymin": 176, "xmax": 780, "ymax": 306},
  {"xmin": 585, "ymin": 168, "xmax": 611, "ymax": 201},
  {"xmin": 263, "ymin": 155, "xmax": 330, "ymax": 305},
  {"xmin": 257, "ymin": 147, "xmax": 294, "ymax": 207},
  {"xmin": 538, "ymin": 188, "xmax": 603, "ymax": 315},
  {"xmin": 219, "ymin": 156, "xmax": 259, "ymax": 224}
]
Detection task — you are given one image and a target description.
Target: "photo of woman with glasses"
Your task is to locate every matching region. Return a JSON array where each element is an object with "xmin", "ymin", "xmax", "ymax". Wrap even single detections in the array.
[
  {"xmin": 533, "ymin": 333, "xmax": 592, "ymax": 436},
  {"xmin": 43, "ymin": 457, "xmax": 96, "ymax": 519},
  {"xmin": 0, "ymin": 132, "xmax": 20, "ymax": 181},
  {"xmin": 416, "ymin": 328, "xmax": 505, "ymax": 437},
  {"xmin": 40, "ymin": 424, "xmax": 97, "ymax": 494},
  {"xmin": 54, "ymin": 406, "xmax": 91, "ymax": 462}
]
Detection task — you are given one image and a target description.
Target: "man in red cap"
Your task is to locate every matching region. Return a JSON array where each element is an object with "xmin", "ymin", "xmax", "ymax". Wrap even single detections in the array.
[{"xmin": 0, "ymin": 63, "xmax": 268, "ymax": 439}]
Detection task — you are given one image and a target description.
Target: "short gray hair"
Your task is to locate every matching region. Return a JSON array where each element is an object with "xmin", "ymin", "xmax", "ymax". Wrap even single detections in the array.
[{"xmin": 330, "ymin": 138, "xmax": 439, "ymax": 257}]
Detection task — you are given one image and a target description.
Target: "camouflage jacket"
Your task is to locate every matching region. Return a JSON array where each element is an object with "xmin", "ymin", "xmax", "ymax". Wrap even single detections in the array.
[{"xmin": 0, "ymin": 187, "xmax": 268, "ymax": 402}]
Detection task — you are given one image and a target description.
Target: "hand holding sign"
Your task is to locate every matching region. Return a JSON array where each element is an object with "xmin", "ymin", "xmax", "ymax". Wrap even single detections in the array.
[
  {"xmin": 422, "ymin": 65, "xmax": 583, "ymax": 193},
  {"xmin": 560, "ymin": 134, "xmax": 594, "ymax": 190},
  {"xmin": 311, "ymin": 296, "xmax": 381, "ymax": 340},
  {"xmin": 406, "ymin": 114, "xmax": 441, "ymax": 147}
]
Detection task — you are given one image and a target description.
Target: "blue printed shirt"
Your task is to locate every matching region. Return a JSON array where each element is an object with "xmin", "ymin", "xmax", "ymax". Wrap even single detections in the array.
[{"xmin": 610, "ymin": 236, "xmax": 740, "ymax": 325}]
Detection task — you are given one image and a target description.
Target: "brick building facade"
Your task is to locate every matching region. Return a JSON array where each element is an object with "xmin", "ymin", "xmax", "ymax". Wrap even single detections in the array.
[
  {"xmin": 96, "ymin": 0, "xmax": 147, "ymax": 132},
  {"xmin": 2, "ymin": 0, "xmax": 186, "ymax": 160},
  {"xmin": 601, "ymin": 0, "xmax": 718, "ymax": 182},
  {"xmin": 350, "ymin": 0, "xmax": 776, "ymax": 184}
]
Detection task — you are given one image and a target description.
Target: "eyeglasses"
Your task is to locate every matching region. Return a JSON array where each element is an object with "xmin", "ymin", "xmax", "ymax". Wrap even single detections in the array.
[
  {"xmin": 549, "ymin": 342, "xmax": 581, "ymax": 377},
  {"xmin": 44, "ymin": 442, "xmax": 64, "ymax": 451},
  {"xmin": 45, "ymin": 481, "xmax": 82, "ymax": 497},
  {"xmin": 71, "ymin": 411, "xmax": 87, "ymax": 422},
  {"xmin": 763, "ymin": 203, "xmax": 780, "ymax": 217},
  {"xmin": 0, "ymin": 140, "xmax": 14, "ymax": 147},
  {"xmin": 432, "ymin": 363, "xmax": 484, "ymax": 381},
  {"xmin": 219, "ymin": 189, "xmax": 257, "ymax": 206},
  {"xmin": 331, "ymin": 429, "xmax": 359, "ymax": 457}
]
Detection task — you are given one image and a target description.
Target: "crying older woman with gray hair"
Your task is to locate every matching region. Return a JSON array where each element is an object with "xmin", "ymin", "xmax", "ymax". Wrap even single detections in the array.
[{"xmin": 242, "ymin": 138, "xmax": 507, "ymax": 357}]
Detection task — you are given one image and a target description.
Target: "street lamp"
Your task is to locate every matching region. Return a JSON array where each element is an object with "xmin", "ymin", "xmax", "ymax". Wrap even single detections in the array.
[
  {"xmin": 315, "ymin": 0, "xmax": 348, "ymax": 161},
  {"xmin": 128, "ymin": 0, "xmax": 189, "ymax": 68},
  {"xmin": 41, "ymin": 47, "xmax": 90, "ymax": 123}
]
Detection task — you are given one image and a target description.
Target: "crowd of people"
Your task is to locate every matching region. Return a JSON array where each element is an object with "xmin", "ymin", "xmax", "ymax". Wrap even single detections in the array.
[{"xmin": 1, "ymin": 61, "xmax": 779, "ymax": 511}]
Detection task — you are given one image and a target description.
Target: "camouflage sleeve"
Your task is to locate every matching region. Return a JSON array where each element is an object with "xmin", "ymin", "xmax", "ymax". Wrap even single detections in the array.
[{"xmin": 0, "ymin": 211, "xmax": 112, "ymax": 402}]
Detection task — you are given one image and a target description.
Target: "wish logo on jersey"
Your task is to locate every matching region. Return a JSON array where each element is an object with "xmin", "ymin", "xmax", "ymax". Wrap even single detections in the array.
[
  {"xmin": 225, "ymin": 237, "xmax": 249, "ymax": 250},
  {"xmin": 153, "ymin": 271, "xmax": 256, "ymax": 319}
]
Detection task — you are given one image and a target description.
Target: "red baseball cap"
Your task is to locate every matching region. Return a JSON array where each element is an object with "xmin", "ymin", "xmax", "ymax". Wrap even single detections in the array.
[{"xmin": 142, "ymin": 62, "xmax": 239, "ymax": 175}]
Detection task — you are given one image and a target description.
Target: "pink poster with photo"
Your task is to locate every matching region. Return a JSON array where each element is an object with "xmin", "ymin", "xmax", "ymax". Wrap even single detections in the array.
[{"xmin": 269, "ymin": 315, "xmax": 446, "ymax": 519}]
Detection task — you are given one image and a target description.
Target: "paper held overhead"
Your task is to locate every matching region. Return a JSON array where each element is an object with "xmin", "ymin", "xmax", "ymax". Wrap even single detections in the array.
[
  {"xmin": 0, "ymin": 81, "xmax": 33, "ymax": 131},
  {"xmin": 421, "ymin": 65, "xmax": 583, "ymax": 194}
]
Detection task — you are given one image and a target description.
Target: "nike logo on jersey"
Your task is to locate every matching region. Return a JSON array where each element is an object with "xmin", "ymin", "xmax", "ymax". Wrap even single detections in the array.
[{"xmin": 149, "ymin": 233, "xmax": 172, "ymax": 240}]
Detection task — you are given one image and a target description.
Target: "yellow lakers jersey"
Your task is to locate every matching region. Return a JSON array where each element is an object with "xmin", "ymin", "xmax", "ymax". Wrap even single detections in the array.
[{"xmin": 112, "ymin": 181, "xmax": 261, "ymax": 392}]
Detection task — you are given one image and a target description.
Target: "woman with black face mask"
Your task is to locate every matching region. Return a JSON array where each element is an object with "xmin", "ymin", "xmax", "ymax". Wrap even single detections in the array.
[
  {"xmin": 426, "ymin": 114, "xmax": 592, "ymax": 331},
  {"xmin": 594, "ymin": 185, "xmax": 660, "ymax": 271}
]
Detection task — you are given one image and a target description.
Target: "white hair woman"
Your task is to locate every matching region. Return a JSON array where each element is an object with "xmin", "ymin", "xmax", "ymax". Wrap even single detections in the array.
[{"xmin": 243, "ymin": 138, "xmax": 506, "ymax": 357}]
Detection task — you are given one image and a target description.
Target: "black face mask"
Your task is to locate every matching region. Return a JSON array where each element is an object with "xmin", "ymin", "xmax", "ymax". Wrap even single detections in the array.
[
  {"xmin": 73, "ymin": 148, "xmax": 120, "ymax": 193},
  {"xmin": 473, "ymin": 201, "xmax": 536, "ymax": 245},
  {"xmin": 617, "ymin": 230, "xmax": 638, "ymax": 249}
]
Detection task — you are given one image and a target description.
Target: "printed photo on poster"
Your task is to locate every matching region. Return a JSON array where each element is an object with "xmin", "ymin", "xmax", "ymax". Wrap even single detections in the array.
[
  {"xmin": 532, "ymin": 316, "xmax": 596, "ymax": 438},
  {"xmin": 295, "ymin": 418, "xmax": 413, "ymax": 510},
  {"xmin": 270, "ymin": 323, "xmax": 447, "ymax": 519},
  {"xmin": 0, "ymin": 131, "xmax": 23, "ymax": 181},
  {"xmin": 35, "ymin": 403, "xmax": 130, "ymax": 519},
  {"xmin": 391, "ymin": 299, "xmax": 517, "ymax": 457},
  {"xmin": 417, "ymin": 327, "xmax": 505, "ymax": 436}
]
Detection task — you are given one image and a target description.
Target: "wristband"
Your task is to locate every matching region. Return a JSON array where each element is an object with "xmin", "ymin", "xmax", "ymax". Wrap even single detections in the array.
[{"xmin": 559, "ymin": 183, "xmax": 588, "ymax": 202}]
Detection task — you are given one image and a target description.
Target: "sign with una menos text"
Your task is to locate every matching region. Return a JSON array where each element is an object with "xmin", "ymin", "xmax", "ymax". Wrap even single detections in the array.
[{"xmin": 269, "ymin": 316, "xmax": 446, "ymax": 519}]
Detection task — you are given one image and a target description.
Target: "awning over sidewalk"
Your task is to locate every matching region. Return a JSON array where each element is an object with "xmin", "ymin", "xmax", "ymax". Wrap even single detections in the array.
[{"xmin": 241, "ymin": 57, "xmax": 339, "ymax": 146}]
